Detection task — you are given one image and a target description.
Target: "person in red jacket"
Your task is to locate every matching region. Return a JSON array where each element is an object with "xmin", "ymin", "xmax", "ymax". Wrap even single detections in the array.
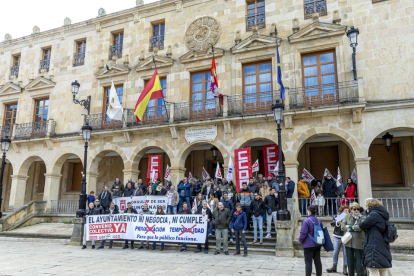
[{"xmin": 344, "ymin": 178, "xmax": 357, "ymax": 203}]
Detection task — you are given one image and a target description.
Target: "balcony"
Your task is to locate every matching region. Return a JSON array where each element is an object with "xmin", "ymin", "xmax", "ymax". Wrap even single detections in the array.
[
  {"xmin": 39, "ymin": 59, "xmax": 50, "ymax": 73},
  {"xmin": 289, "ymin": 80, "xmax": 359, "ymax": 110},
  {"xmin": 15, "ymin": 120, "xmax": 55, "ymax": 140},
  {"xmin": 109, "ymin": 44, "xmax": 123, "ymax": 60},
  {"xmin": 126, "ymin": 105, "xmax": 169, "ymax": 127},
  {"xmin": 228, "ymin": 91, "xmax": 279, "ymax": 117},
  {"xmin": 73, "ymin": 52, "xmax": 85, "ymax": 67},
  {"xmin": 86, "ymin": 113, "xmax": 123, "ymax": 132},
  {"xmin": 149, "ymin": 35, "xmax": 164, "ymax": 51},
  {"xmin": 304, "ymin": 0, "xmax": 327, "ymax": 19},
  {"xmin": 174, "ymin": 98, "xmax": 222, "ymax": 122},
  {"xmin": 0, "ymin": 125, "xmax": 13, "ymax": 138},
  {"xmin": 10, "ymin": 66, "xmax": 19, "ymax": 78},
  {"xmin": 245, "ymin": 12, "xmax": 265, "ymax": 31}
]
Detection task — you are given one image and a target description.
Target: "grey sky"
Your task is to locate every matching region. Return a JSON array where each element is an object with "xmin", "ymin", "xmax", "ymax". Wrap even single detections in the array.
[{"xmin": 1, "ymin": 0, "xmax": 158, "ymax": 40}]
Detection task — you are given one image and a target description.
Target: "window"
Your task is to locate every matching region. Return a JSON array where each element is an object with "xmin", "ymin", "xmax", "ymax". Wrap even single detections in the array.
[
  {"xmin": 11, "ymin": 55, "xmax": 20, "ymax": 77},
  {"xmin": 110, "ymin": 31, "xmax": 123, "ymax": 59},
  {"xmin": 190, "ymin": 71, "xmax": 218, "ymax": 119},
  {"xmin": 42, "ymin": 48, "xmax": 52, "ymax": 60},
  {"xmin": 103, "ymin": 85, "xmax": 123, "ymax": 118},
  {"xmin": 301, "ymin": 50, "xmax": 337, "ymax": 105},
  {"xmin": 33, "ymin": 98, "xmax": 49, "ymax": 123},
  {"xmin": 3, "ymin": 103, "xmax": 18, "ymax": 126},
  {"xmin": 13, "ymin": 55, "xmax": 20, "ymax": 67},
  {"xmin": 369, "ymin": 143, "xmax": 403, "ymax": 186},
  {"xmin": 74, "ymin": 40, "xmax": 86, "ymax": 66},
  {"xmin": 150, "ymin": 22, "xmax": 165, "ymax": 51},
  {"xmin": 147, "ymin": 78, "xmax": 167, "ymax": 115},
  {"xmin": 40, "ymin": 48, "xmax": 51, "ymax": 72},
  {"xmin": 246, "ymin": 0, "xmax": 265, "ymax": 31},
  {"xmin": 242, "ymin": 61, "xmax": 273, "ymax": 113},
  {"xmin": 304, "ymin": 0, "xmax": 327, "ymax": 20}
]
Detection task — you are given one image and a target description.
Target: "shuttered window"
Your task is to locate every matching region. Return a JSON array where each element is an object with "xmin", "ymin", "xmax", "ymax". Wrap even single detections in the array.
[
  {"xmin": 309, "ymin": 146, "xmax": 339, "ymax": 180},
  {"xmin": 369, "ymin": 143, "xmax": 403, "ymax": 186}
]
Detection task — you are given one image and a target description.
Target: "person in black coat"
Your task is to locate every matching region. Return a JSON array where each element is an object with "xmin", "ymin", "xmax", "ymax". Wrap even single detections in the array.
[
  {"xmin": 358, "ymin": 199, "xmax": 392, "ymax": 276},
  {"xmin": 123, "ymin": 182, "xmax": 134, "ymax": 197},
  {"xmin": 97, "ymin": 202, "xmax": 120, "ymax": 249},
  {"xmin": 322, "ymin": 174, "xmax": 338, "ymax": 215},
  {"xmin": 250, "ymin": 193, "xmax": 266, "ymax": 244},
  {"xmin": 263, "ymin": 188, "xmax": 279, "ymax": 238},
  {"xmin": 212, "ymin": 185, "xmax": 222, "ymax": 200},
  {"xmin": 194, "ymin": 200, "xmax": 212, "ymax": 254},
  {"xmin": 123, "ymin": 202, "xmax": 138, "ymax": 249},
  {"xmin": 193, "ymin": 177, "xmax": 203, "ymax": 196},
  {"xmin": 98, "ymin": 186, "xmax": 112, "ymax": 212},
  {"xmin": 138, "ymin": 179, "xmax": 147, "ymax": 195},
  {"xmin": 285, "ymin": 177, "xmax": 295, "ymax": 198}
]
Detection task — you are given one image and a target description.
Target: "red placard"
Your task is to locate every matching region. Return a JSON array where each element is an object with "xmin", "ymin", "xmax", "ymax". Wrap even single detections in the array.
[
  {"xmin": 147, "ymin": 155, "xmax": 161, "ymax": 186},
  {"xmin": 263, "ymin": 144, "xmax": 279, "ymax": 176},
  {"xmin": 234, "ymin": 148, "xmax": 252, "ymax": 192}
]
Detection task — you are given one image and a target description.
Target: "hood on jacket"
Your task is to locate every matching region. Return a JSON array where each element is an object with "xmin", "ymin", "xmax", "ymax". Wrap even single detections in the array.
[{"xmin": 370, "ymin": 205, "xmax": 389, "ymax": 221}]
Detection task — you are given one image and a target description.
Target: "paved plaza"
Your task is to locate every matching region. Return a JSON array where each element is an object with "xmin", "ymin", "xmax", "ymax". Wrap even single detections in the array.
[{"xmin": 0, "ymin": 239, "xmax": 412, "ymax": 276}]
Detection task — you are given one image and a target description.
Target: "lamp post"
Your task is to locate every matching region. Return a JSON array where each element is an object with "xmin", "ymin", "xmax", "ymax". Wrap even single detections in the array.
[
  {"xmin": 71, "ymin": 80, "xmax": 93, "ymax": 217},
  {"xmin": 346, "ymin": 26, "xmax": 360, "ymax": 81},
  {"xmin": 0, "ymin": 136, "xmax": 11, "ymax": 218},
  {"xmin": 271, "ymin": 100, "xmax": 290, "ymax": 221},
  {"xmin": 210, "ymin": 146, "xmax": 218, "ymax": 161},
  {"xmin": 382, "ymin": 132, "xmax": 393, "ymax": 152}
]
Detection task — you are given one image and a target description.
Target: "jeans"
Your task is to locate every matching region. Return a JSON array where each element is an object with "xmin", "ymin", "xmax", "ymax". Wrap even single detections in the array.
[
  {"xmin": 167, "ymin": 205, "xmax": 177, "ymax": 214},
  {"xmin": 124, "ymin": 240, "xmax": 134, "ymax": 247},
  {"xmin": 242, "ymin": 206, "xmax": 251, "ymax": 230},
  {"xmin": 252, "ymin": 216, "xmax": 263, "ymax": 241},
  {"xmin": 304, "ymin": 246, "xmax": 322, "ymax": 276},
  {"xmin": 301, "ymin": 198, "xmax": 309, "ymax": 215},
  {"xmin": 228, "ymin": 221, "xmax": 233, "ymax": 239},
  {"xmin": 234, "ymin": 229, "xmax": 247, "ymax": 254},
  {"xmin": 140, "ymin": 240, "xmax": 150, "ymax": 248},
  {"xmin": 332, "ymin": 236, "xmax": 347, "ymax": 265},
  {"xmin": 266, "ymin": 211, "xmax": 277, "ymax": 234},
  {"xmin": 215, "ymin": 228, "xmax": 228, "ymax": 252},
  {"xmin": 179, "ymin": 196, "xmax": 191, "ymax": 211},
  {"xmin": 367, "ymin": 268, "xmax": 389, "ymax": 276},
  {"xmin": 208, "ymin": 221, "xmax": 214, "ymax": 235},
  {"xmin": 325, "ymin": 198, "xmax": 337, "ymax": 216},
  {"xmin": 100, "ymin": 239, "xmax": 113, "ymax": 248},
  {"xmin": 345, "ymin": 247, "xmax": 364, "ymax": 276},
  {"xmin": 182, "ymin": 243, "xmax": 187, "ymax": 249},
  {"xmin": 152, "ymin": 241, "xmax": 164, "ymax": 249}
]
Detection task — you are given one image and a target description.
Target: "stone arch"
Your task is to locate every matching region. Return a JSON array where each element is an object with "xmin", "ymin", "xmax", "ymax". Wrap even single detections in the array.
[
  {"xmin": 88, "ymin": 145, "xmax": 127, "ymax": 173},
  {"xmin": 229, "ymin": 132, "xmax": 279, "ymax": 154},
  {"xmin": 50, "ymin": 152, "xmax": 84, "ymax": 175},
  {"xmin": 127, "ymin": 140, "xmax": 174, "ymax": 171},
  {"xmin": 176, "ymin": 140, "xmax": 229, "ymax": 168},
  {"xmin": 1, "ymin": 158, "xmax": 13, "ymax": 212},
  {"xmin": 17, "ymin": 155, "xmax": 47, "ymax": 176},
  {"xmin": 365, "ymin": 126, "xmax": 414, "ymax": 148}
]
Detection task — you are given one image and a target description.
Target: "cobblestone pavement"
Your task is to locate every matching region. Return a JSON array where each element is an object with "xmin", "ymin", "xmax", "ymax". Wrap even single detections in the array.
[{"xmin": 0, "ymin": 240, "xmax": 412, "ymax": 276}]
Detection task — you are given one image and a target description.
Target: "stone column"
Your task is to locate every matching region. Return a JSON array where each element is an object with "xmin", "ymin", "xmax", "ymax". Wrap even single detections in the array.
[
  {"xmin": 284, "ymin": 160, "xmax": 300, "ymax": 217},
  {"xmin": 123, "ymin": 169, "xmax": 139, "ymax": 183},
  {"xmin": 70, "ymin": 217, "xmax": 85, "ymax": 246},
  {"xmin": 8, "ymin": 175, "xmax": 29, "ymax": 210},
  {"xmin": 275, "ymin": 220, "xmax": 295, "ymax": 257},
  {"xmin": 43, "ymin": 173, "xmax": 62, "ymax": 211},
  {"xmin": 169, "ymin": 166, "xmax": 186, "ymax": 187},
  {"xmin": 86, "ymin": 172, "xmax": 99, "ymax": 194},
  {"xmin": 355, "ymin": 157, "xmax": 372, "ymax": 208}
]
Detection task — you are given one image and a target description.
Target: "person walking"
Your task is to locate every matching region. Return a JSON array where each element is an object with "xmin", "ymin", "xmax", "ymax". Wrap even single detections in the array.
[
  {"xmin": 138, "ymin": 203, "xmax": 152, "ymax": 250},
  {"xmin": 123, "ymin": 202, "xmax": 138, "ymax": 249},
  {"xmin": 232, "ymin": 203, "xmax": 248, "ymax": 257},
  {"xmin": 166, "ymin": 185, "xmax": 179, "ymax": 214},
  {"xmin": 298, "ymin": 205, "xmax": 323, "ymax": 276},
  {"xmin": 298, "ymin": 177, "xmax": 310, "ymax": 215},
  {"xmin": 264, "ymin": 187, "xmax": 279, "ymax": 238},
  {"xmin": 326, "ymin": 205, "xmax": 350, "ymax": 274},
  {"xmin": 341, "ymin": 202, "xmax": 366, "ymax": 276},
  {"xmin": 239, "ymin": 182, "xmax": 253, "ymax": 231},
  {"xmin": 359, "ymin": 199, "xmax": 392, "ymax": 276},
  {"xmin": 213, "ymin": 202, "xmax": 231, "ymax": 255},
  {"xmin": 178, "ymin": 177, "xmax": 191, "ymax": 211},
  {"xmin": 97, "ymin": 202, "xmax": 120, "ymax": 249},
  {"xmin": 151, "ymin": 206, "xmax": 166, "ymax": 251},
  {"xmin": 98, "ymin": 186, "xmax": 112, "ymax": 212},
  {"xmin": 250, "ymin": 193, "xmax": 265, "ymax": 244},
  {"xmin": 194, "ymin": 200, "xmax": 212, "ymax": 254}
]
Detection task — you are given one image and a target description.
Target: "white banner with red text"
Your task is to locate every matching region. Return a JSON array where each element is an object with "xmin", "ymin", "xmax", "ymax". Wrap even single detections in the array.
[
  {"xmin": 113, "ymin": 196, "xmax": 168, "ymax": 213},
  {"xmin": 85, "ymin": 214, "xmax": 208, "ymax": 243}
]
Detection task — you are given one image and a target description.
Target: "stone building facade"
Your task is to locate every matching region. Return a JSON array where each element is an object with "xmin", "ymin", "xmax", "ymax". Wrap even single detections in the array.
[{"xmin": 0, "ymin": 0, "xmax": 413, "ymax": 213}]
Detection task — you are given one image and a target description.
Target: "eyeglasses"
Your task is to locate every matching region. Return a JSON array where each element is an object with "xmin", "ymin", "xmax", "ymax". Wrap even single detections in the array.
[{"xmin": 352, "ymin": 208, "xmax": 360, "ymax": 211}]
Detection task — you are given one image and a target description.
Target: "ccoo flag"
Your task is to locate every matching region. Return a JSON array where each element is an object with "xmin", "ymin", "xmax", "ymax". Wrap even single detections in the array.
[
  {"xmin": 134, "ymin": 70, "xmax": 164, "ymax": 123},
  {"xmin": 210, "ymin": 57, "xmax": 223, "ymax": 105},
  {"xmin": 106, "ymin": 81, "xmax": 124, "ymax": 120},
  {"xmin": 276, "ymin": 41, "xmax": 285, "ymax": 100}
]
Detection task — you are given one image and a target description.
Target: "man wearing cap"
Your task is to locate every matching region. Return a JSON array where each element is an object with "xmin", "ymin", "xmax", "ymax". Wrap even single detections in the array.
[{"xmin": 268, "ymin": 174, "xmax": 279, "ymax": 193}]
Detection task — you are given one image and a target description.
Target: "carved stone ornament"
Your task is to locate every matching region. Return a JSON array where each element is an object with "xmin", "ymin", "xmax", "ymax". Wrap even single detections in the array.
[
  {"xmin": 33, "ymin": 25, "xmax": 40, "ymax": 34},
  {"xmin": 4, "ymin": 33, "xmax": 12, "ymax": 41},
  {"xmin": 185, "ymin": 16, "xmax": 220, "ymax": 51},
  {"xmin": 136, "ymin": 0, "xmax": 144, "ymax": 6},
  {"xmin": 64, "ymin": 17, "xmax": 72, "ymax": 26},
  {"xmin": 98, "ymin": 8, "xmax": 106, "ymax": 17}
]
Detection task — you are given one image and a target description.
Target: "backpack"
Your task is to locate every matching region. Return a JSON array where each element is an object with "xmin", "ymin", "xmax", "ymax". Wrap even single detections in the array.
[
  {"xmin": 383, "ymin": 220, "xmax": 398, "ymax": 243},
  {"xmin": 307, "ymin": 217, "xmax": 325, "ymax": 245}
]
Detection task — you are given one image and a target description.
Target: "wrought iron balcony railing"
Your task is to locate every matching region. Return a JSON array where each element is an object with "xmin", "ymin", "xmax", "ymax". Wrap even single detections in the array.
[
  {"xmin": 73, "ymin": 52, "xmax": 85, "ymax": 67},
  {"xmin": 39, "ymin": 59, "xmax": 50, "ymax": 73},
  {"xmin": 0, "ymin": 125, "xmax": 13, "ymax": 139},
  {"xmin": 245, "ymin": 12, "xmax": 266, "ymax": 31},
  {"xmin": 149, "ymin": 35, "xmax": 165, "ymax": 51},
  {"xmin": 126, "ymin": 105, "xmax": 169, "ymax": 127},
  {"xmin": 10, "ymin": 66, "xmax": 19, "ymax": 78},
  {"xmin": 228, "ymin": 90, "xmax": 280, "ymax": 117},
  {"xmin": 289, "ymin": 80, "xmax": 359, "ymax": 109},
  {"xmin": 85, "ymin": 113, "xmax": 124, "ymax": 132},
  {"xmin": 109, "ymin": 44, "xmax": 123, "ymax": 60},
  {"xmin": 304, "ymin": 0, "xmax": 327, "ymax": 19},
  {"xmin": 15, "ymin": 120, "xmax": 55, "ymax": 140},
  {"xmin": 174, "ymin": 98, "xmax": 222, "ymax": 122}
]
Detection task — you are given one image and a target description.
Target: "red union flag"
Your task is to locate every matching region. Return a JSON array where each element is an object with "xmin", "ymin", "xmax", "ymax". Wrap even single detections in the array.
[
  {"xmin": 252, "ymin": 159, "xmax": 259, "ymax": 173},
  {"xmin": 234, "ymin": 148, "xmax": 252, "ymax": 192},
  {"xmin": 215, "ymin": 162, "xmax": 222, "ymax": 179},
  {"xmin": 164, "ymin": 165, "xmax": 171, "ymax": 182},
  {"xmin": 302, "ymin": 168, "xmax": 315, "ymax": 182},
  {"xmin": 147, "ymin": 155, "xmax": 161, "ymax": 186},
  {"xmin": 263, "ymin": 144, "xmax": 279, "ymax": 177}
]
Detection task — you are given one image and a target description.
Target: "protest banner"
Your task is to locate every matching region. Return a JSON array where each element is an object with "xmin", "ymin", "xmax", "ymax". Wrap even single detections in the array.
[
  {"xmin": 113, "ymin": 196, "xmax": 168, "ymax": 213},
  {"xmin": 85, "ymin": 214, "xmax": 208, "ymax": 244},
  {"xmin": 234, "ymin": 147, "xmax": 252, "ymax": 192},
  {"xmin": 147, "ymin": 155, "xmax": 161, "ymax": 185},
  {"xmin": 263, "ymin": 144, "xmax": 279, "ymax": 177}
]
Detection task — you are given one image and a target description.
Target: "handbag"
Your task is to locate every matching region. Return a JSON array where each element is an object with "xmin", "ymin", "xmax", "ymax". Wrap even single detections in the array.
[
  {"xmin": 341, "ymin": 231, "xmax": 352, "ymax": 244},
  {"xmin": 322, "ymin": 227, "xmax": 334, "ymax": 252}
]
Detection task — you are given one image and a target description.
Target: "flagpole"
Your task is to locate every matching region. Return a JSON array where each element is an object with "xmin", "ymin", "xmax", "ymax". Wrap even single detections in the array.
[
  {"xmin": 152, "ymin": 55, "xmax": 170, "ymax": 122},
  {"xmin": 274, "ymin": 26, "xmax": 285, "ymax": 105},
  {"xmin": 106, "ymin": 64, "xmax": 114, "ymax": 82},
  {"xmin": 211, "ymin": 44, "xmax": 222, "ymax": 112}
]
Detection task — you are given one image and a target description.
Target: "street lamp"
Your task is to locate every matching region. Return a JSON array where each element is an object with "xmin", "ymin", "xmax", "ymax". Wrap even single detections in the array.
[
  {"xmin": 271, "ymin": 100, "xmax": 290, "ymax": 221},
  {"xmin": 71, "ymin": 80, "xmax": 93, "ymax": 217},
  {"xmin": 346, "ymin": 26, "xmax": 360, "ymax": 81},
  {"xmin": 382, "ymin": 132, "xmax": 393, "ymax": 152},
  {"xmin": 210, "ymin": 146, "xmax": 218, "ymax": 161},
  {"xmin": 0, "ymin": 136, "xmax": 11, "ymax": 218}
]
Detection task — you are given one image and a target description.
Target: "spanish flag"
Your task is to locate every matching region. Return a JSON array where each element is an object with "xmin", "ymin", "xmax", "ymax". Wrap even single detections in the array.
[{"xmin": 134, "ymin": 70, "xmax": 164, "ymax": 123}]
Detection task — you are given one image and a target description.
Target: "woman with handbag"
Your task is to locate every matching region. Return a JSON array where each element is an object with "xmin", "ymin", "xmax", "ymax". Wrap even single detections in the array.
[
  {"xmin": 341, "ymin": 202, "xmax": 366, "ymax": 276},
  {"xmin": 327, "ymin": 205, "xmax": 350, "ymax": 275}
]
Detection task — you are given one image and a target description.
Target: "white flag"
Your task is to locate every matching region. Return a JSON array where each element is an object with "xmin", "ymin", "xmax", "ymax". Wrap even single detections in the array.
[
  {"xmin": 351, "ymin": 168, "xmax": 357, "ymax": 183},
  {"xmin": 252, "ymin": 159, "xmax": 259, "ymax": 172},
  {"xmin": 191, "ymin": 197, "xmax": 198, "ymax": 214},
  {"xmin": 310, "ymin": 189, "xmax": 316, "ymax": 205},
  {"xmin": 105, "ymin": 81, "xmax": 124, "ymax": 120},
  {"xmin": 201, "ymin": 167, "xmax": 210, "ymax": 181},
  {"xmin": 226, "ymin": 157, "xmax": 234, "ymax": 182},
  {"xmin": 336, "ymin": 166, "xmax": 342, "ymax": 187},
  {"xmin": 188, "ymin": 172, "xmax": 193, "ymax": 182},
  {"xmin": 302, "ymin": 168, "xmax": 315, "ymax": 182},
  {"xmin": 273, "ymin": 161, "xmax": 279, "ymax": 176},
  {"xmin": 215, "ymin": 162, "xmax": 222, "ymax": 179},
  {"xmin": 164, "ymin": 165, "xmax": 171, "ymax": 181},
  {"xmin": 323, "ymin": 168, "xmax": 336, "ymax": 181},
  {"xmin": 149, "ymin": 169, "xmax": 156, "ymax": 183}
]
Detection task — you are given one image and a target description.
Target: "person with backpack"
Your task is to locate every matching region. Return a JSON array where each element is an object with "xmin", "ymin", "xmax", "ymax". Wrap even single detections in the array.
[
  {"xmin": 341, "ymin": 202, "xmax": 366, "ymax": 276},
  {"xmin": 299, "ymin": 205, "xmax": 324, "ymax": 276},
  {"xmin": 359, "ymin": 198, "xmax": 393, "ymax": 276}
]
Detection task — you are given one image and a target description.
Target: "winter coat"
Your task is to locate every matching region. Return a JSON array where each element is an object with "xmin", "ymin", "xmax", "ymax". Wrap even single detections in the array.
[
  {"xmin": 86, "ymin": 207, "xmax": 102, "ymax": 216},
  {"xmin": 193, "ymin": 180, "xmax": 203, "ymax": 195},
  {"xmin": 213, "ymin": 189, "xmax": 222, "ymax": 199},
  {"xmin": 124, "ymin": 207, "xmax": 138, "ymax": 214},
  {"xmin": 218, "ymin": 183, "xmax": 229, "ymax": 192},
  {"xmin": 105, "ymin": 205, "xmax": 120, "ymax": 215},
  {"xmin": 202, "ymin": 184, "xmax": 213, "ymax": 197},
  {"xmin": 178, "ymin": 208, "xmax": 191, "ymax": 214},
  {"xmin": 220, "ymin": 198, "xmax": 234, "ymax": 215},
  {"xmin": 123, "ymin": 187, "xmax": 134, "ymax": 197},
  {"xmin": 140, "ymin": 208, "xmax": 152, "ymax": 215},
  {"xmin": 286, "ymin": 181, "xmax": 295, "ymax": 198},
  {"xmin": 156, "ymin": 187, "xmax": 167, "ymax": 196},
  {"xmin": 269, "ymin": 178, "xmax": 279, "ymax": 192},
  {"xmin": 313, "ymin": 196, "xmax": 325, "ymax": 207},
  {"xmin": 111, "ymin": 182, "xmax": 124, "ymax": 193},
  {"xmin": 259, "ymin": 185, "xmax": 270, "ymax": 199},
  {"xmin": 132, "ymin": 188, "xmax": 143, "ymax": 197},
  {"xmin": 139, "ymin": 183, "xmax": 147, "ymax": 195},
  {"xmin": 208, "ymin": 197, "xmax": 218, "ymax": 212},
  {"xmin": 264, "ymin": 194, "xmax": 279, "ymax": 212},
  {"xmin": 250, "ymin": 198, "xmax": 265, "ymax": 217},
  {"xmin": 232, "ymin": 211, "xmax": 247, "ymax": 231},
  {"xmin": 113, "ymin": 190, "xmax": 123, "ymax": 198},
  {"xmin": 298, "ymin": 180, "xmax": 310, "ymax": 198},
  {"xmin": 196, "ymin": 207, "xmax": 212, "ymax": 222},
  {"xmin": 213, "ymin": 208, "xmax": 231, "ymax": 229},
  {"xmin": 151, "ymin": 183, "xmax": 159, "ymax": 193},
  {"xmin": 177, "ymin": 181, "xmax": 191, "ymax": 197},
  {"xmin": 359, "ymin": 206, "xmax": 392, "ymax": 269},
  {"xmin": 98, "ymin": 191, "xmax": 112, "ymax": 207},
  {"xmin": 330, "ymin": 215, "xmax": 345, "ymax": 238},
  {"xmin": 238, "ymin": 188, "xmax": 253, "ymax": 207},
  {"xmin": 313, "ymin": 185, "xmax": 323, "ymax": 196},
  {"xmin": 341, "ymin": 213, "xmax": 365, "ymax": 249},
  {"xmin": 323, "ymin": 178, "xmax": 338, "ymax": 198},
  {"xmin": 166, "ymin": 190, "xmax": 179, "ymax": 206},
  {"xmin": 87, "ymin": 195, "xmax": 95, "ymax": 205},
  {"xmin": 345, "ymin": 183, "xmax": 357, "ymax": 200},
  {"xmin": 248, "ymin": 184, "xmax": 259, "ymax": 194},
  {"xmin": 299, "ymin": 215, "xmax": 324, "ymax": 248}
]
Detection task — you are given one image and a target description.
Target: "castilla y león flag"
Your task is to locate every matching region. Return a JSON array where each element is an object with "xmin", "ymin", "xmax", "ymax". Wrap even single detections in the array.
[{"xmin": 134, "ymin": 70, "xmax": 164, "ymax": 123}]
